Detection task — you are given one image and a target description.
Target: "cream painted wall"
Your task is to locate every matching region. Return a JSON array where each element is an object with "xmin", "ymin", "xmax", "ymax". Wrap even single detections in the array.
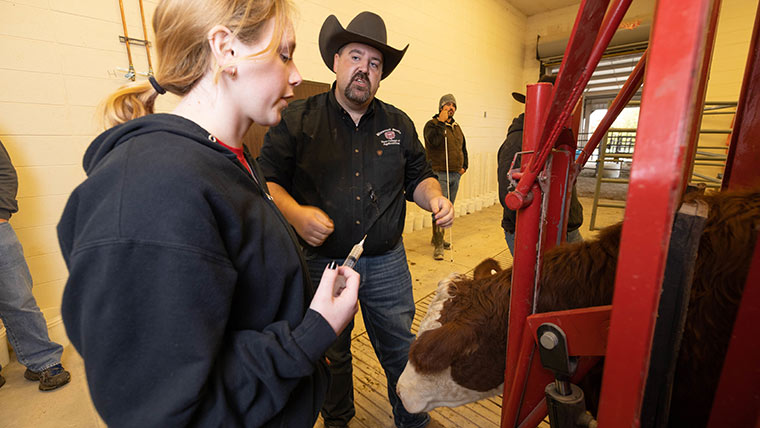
[{"xmin": 0, "ymin": 0, "xmax": 527, "ymax": 336}]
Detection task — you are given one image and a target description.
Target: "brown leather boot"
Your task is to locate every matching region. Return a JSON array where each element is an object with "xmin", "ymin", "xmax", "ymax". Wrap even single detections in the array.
[{"xmin": 432, "ymin": 223, "xmax": 444, "ymax": 260}]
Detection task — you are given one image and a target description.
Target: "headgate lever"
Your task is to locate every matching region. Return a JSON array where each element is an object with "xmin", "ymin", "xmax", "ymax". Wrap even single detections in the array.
[{"xmin": 537, "ymin": 323, "xmax": 597, "ymax": 428}]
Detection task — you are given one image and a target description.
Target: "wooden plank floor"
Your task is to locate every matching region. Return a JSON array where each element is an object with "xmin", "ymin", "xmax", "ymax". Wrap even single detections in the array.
[{"xmin": 317, "ymin": 288, "xmax": 550, "ymax": 428}]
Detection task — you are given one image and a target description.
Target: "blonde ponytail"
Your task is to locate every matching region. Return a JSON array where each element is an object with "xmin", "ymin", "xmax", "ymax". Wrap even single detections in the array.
[
  {"xmin": 98, "ymin": 0, "xmax": 292, "ymax": 130},
  {"xmin": 100, "ymin": 80, "xmax": 160, "ymax": 129}
]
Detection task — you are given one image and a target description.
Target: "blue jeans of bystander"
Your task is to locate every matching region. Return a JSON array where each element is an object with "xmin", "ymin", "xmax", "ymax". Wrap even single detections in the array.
[
  {"xmin": 0, "ymin": 222, "xmax": 62, "ymax": 372},
  {"xmin": 307, "ymin": 240, "xmax": 429, "ymax": 428}
]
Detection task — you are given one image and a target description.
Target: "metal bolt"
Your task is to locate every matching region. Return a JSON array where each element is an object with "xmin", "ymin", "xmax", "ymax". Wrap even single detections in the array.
[{"xmin": 540, "ymin": 331, "xmax": 559, "ymax": 350}]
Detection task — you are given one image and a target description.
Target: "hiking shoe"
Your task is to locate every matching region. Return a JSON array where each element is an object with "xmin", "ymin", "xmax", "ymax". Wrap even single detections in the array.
[
  {"xmin": 433, "ymin": 245, "xmax": 444, "ymax": 260},
  {"xmin": 24, "ymin": 364, "xmax": 71, "ymax": 391}
]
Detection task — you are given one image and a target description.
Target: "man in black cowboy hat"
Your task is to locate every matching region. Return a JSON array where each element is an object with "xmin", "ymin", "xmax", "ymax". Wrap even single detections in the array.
[
  {"xmin": 259, "ymin": 11, "xmax": 451, "ymax": 428},
  {"xmin": 498, "ymin": 75, "xmax": 584, "ymax": 254}
]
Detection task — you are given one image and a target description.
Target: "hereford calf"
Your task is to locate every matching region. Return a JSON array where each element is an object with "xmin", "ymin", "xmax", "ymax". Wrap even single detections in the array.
[{"xmin": 397, "ymin": 188, "xmax": 760, "ymax": 426}]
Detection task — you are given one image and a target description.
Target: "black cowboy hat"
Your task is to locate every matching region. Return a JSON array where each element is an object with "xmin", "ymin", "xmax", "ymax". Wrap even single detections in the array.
[
  {"xmin": 512, "ymin": 74, "xmax": 557, "ymax": 103},
  {"xmin": 319, "ymin": 11, "xmax": 409, "ymax": 80}
]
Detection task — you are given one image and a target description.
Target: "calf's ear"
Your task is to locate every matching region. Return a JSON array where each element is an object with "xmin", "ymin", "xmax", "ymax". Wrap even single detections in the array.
[{"xmin": 409, "ymin": 322, "xmax": 478, "ymax": 374}]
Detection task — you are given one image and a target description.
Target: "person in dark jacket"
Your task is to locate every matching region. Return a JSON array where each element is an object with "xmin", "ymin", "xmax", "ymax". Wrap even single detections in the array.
[
  {"xmin": 0, "ymin": 140, "xmax": 71, "ymax": 391},
  {"xmin": 57, "ymin": 1, "xmax": 360, "ymax": 427},
  {"xmin": 424, "ymin": 94, "xmax": 468, "ymax": 260},
  {"xmin": 498, "ymin": 75, "xmax": 583, "ymax": 254},
  {"xmin": 259, "ymin": 11, "xmax": 452, "ymax": 428}
]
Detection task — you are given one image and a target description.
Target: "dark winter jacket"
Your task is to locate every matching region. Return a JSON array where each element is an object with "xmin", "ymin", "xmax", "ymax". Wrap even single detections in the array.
[
  {"xmin": 424, "ymin": 115, "xmax": 468, "ymax": 172},
  {"xmin": 0, "ymin": 140, "xmax": 19, "ymax": 220},
  {"xmin": 498, "ymin": 113, "xmax": 583, "ymax": 234},
  {"xmin": 57, "ymin": 114, "xmax": 335, "ymax": 427}
]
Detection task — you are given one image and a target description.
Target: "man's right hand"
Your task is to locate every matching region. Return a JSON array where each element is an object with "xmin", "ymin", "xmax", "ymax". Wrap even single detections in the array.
[
  {"xmin": 438, "ymin": 108, "xmax": 450, "ymax": 123},
  {"xmin": 293, "ymin": 206, "xmax": 335, "ymax": 246}
]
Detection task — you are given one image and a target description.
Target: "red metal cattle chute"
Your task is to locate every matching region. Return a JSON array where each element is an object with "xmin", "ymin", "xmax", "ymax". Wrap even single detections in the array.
[
  {"xmin": 500, "ymin": 0, "xmax": 760, "ymax": 426},
  {"xmin": 707, "ymin": 1, "xmax": 760, "ymax": 425},
  {"xmin": 501, "ymin": 0, "xmax": 636, "ymax": 425}
]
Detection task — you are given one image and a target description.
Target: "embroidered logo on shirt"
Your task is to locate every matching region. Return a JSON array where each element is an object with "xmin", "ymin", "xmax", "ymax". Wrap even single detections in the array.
[{"xmin": 377, "ymin": 128, "xmax": 401, "ymax": 146}]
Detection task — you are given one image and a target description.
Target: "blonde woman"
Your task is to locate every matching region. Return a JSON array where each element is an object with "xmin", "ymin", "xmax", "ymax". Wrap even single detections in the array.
[{"xmin": 57, "ymin": 1, "xmax": 359, "ymax": 426}]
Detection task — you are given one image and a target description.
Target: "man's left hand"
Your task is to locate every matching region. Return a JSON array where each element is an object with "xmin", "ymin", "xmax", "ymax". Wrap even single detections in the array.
[
  {"xmin": 459, "ymin": 168, "xmax": 466, "ymax": 175},
  {"xmin": 430, "ymin": 196, "xmax": 454, "ymax": 228}
]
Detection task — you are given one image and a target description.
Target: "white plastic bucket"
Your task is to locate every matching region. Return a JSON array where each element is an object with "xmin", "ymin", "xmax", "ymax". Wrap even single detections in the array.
[
  {"xmin": 413, "ymin": 212, "xmax": 424, "ymax": 231},
  {"xmin": 422, "ymin": 214, "xmax": 432, "ymax": 228},
  {"xmin": 454, "ymin": 202, "xmax": 463, "ymax": 218},
  {"xmin": 602, "ymin": 161, "xmax": 621, "ymax": 178}
]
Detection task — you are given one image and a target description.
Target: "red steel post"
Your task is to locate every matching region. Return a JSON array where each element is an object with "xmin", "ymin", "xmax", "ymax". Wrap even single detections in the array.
[
  {"xmin": 722, "ymin": 0, "xmax": 760, "ymax": 191},
  {"xmin": 707, "ymin": 2, "xmax": 760, "ymax": 423},
  {"xmin": 501, "ymin": 82, "xmax": 552, "ymax": 428},
  {"xmin": 707, "ymin": 234, "xmax": 760, "ymax": 427},
  {"xmin": 597, "ymin": 0, "xmax": 719, "ymax": 426},
  {"xmin": 543, "ymin": 136, "xmax": 576, "ymax": 248}
]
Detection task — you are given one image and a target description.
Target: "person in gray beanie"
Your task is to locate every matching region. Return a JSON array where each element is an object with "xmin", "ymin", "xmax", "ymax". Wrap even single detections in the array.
[{"xmin": 424, "ymin": 93, "xmax": 468, "ymax": 260}]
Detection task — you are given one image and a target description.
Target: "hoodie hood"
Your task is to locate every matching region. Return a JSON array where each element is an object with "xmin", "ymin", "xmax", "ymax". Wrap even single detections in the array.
[
  {"xmin": 84, "ymin": 114, "xmax": 232, "ymax": 175},
  {"xmin": 506, "ymin": 113, "xmax": 524, "ymax": 136}
]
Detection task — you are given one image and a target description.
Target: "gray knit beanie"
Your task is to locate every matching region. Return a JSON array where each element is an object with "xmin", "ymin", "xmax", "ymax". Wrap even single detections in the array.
[{"xmin": 439, "ymin": 94, "xmax": 456, "ymax": 110}]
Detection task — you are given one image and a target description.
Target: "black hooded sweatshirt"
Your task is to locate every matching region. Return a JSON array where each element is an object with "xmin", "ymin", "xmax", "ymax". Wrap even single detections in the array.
[
  {"xmin": 498, "ymin": 113, "xmax": 583, "ymax": 234},
  {"xmin": 57, "ymin": 114, "xmax": 335, "ymax": 427}
]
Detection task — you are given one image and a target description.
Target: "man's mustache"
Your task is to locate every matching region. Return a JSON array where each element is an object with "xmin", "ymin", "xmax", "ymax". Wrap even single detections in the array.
[{"xmin": 351, "ymin": 71, "xmax": 370, "ymax": 84}]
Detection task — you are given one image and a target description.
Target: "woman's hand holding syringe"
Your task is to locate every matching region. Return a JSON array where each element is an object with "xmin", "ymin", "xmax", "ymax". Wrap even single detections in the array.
[{"xmin": 333, "ymin": 235, "xmax": 366, "ymax": 296}]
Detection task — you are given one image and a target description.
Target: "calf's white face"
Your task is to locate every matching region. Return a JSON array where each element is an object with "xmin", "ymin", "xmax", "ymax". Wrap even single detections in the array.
[{"xmin": 397, "ymin": 274, "xmax": 503, "ymax": 413}]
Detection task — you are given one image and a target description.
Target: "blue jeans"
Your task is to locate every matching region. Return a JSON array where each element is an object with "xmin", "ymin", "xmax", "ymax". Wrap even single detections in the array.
[
  {"xmin": 306, "ymin": 240, "xmax": 429, "ymax": 428},
  {"xmin": 434, "ymin": 171, "xmax": 461, "ymax": 204},
  {"xmin": 0, "ymin": 221, "xmax": 62, "ymax": 372},
  {"xmin": 505, "ymin": 227, "xmax": 583, "ymax": 256}
]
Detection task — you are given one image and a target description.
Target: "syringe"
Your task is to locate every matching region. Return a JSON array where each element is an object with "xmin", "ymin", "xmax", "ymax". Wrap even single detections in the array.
[
  {"xmin": 342, "ymin": 235, "xmax": 367, "ymax": 269},
  {"xmin": 333, "ymin": 235, "xmax": 367, "ymax": 296}
]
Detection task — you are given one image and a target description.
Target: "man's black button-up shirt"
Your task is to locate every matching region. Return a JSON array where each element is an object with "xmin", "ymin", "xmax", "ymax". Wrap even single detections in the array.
[{"xmin": 258, "ymin": 85, "xmax": 435, "ymax": 258}]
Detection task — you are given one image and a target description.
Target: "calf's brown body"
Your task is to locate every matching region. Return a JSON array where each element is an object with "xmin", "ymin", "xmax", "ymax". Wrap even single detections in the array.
[{"xmin": 407, "ymin": 188, "xmax": 759, "ymax": 426}]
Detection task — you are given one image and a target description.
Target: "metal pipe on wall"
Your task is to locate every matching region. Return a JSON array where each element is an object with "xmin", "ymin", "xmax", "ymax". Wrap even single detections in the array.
[{"xmin": 117, "ymin": 0, "xmax": 136, "ymax": 81}]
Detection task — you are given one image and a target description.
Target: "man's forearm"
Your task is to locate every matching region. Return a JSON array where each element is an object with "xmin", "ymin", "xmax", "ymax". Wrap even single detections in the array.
[
  {"xmin": 412, "ymin": 177, "xmax": 444, "ymax": 212},
  {"xmin": 267, "ymin": 182, "xmax": 301, "ymax": 225}
]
